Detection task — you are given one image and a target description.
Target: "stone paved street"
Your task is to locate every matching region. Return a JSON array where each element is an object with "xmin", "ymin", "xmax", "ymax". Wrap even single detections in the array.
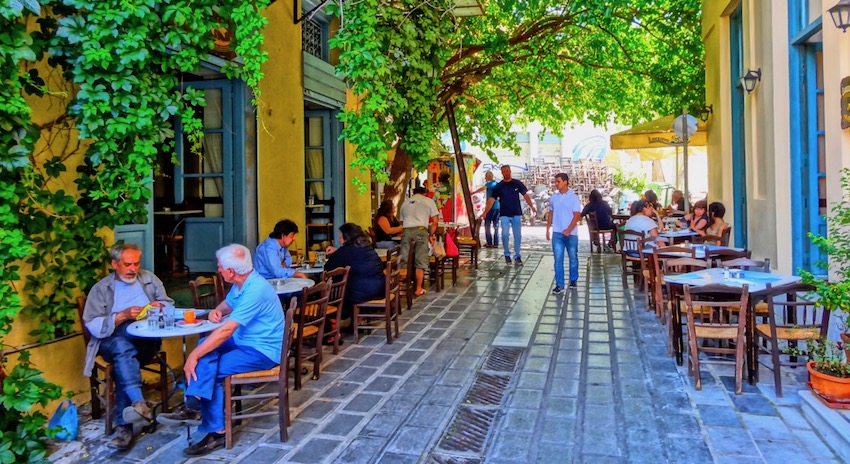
[{"xmin": 66, "ymin": 227, "xmax": 843, "ymax": 464}]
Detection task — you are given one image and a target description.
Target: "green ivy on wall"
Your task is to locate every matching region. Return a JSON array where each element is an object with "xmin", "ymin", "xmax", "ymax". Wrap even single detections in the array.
[{"xmin": 0, "ymin": 1, "xmax": 270, "ymax": 462}]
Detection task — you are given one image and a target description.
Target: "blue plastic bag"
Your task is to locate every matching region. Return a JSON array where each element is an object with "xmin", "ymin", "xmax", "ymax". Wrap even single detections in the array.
[{"xmin": 48, "ymin": 399, "xmax": 78, "ymax": 441}]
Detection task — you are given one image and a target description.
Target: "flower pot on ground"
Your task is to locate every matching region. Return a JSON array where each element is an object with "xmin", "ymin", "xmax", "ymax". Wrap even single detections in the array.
[{"xmin": 808, "ymin": 361, "xmax": 850, "ymax": 403}]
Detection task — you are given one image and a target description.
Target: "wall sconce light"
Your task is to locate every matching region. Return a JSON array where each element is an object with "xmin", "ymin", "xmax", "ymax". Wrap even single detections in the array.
[
  {"xmin": 741, "ymin": 68, "xmax": 761, "ymax": 94},
  {"xmin": 698, "ymin": 105, "xmax": 713, "ymax": 122},
  {"xmin": 829, "ymin": 0, "xmax": 850, "ymax": 32}
]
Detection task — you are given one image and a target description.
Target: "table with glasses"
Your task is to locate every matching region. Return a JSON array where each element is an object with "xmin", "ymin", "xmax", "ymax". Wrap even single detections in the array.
[
  {"xmin": 268, "ymin": 277, "xmax": 316, "ymax": 309},
  {"xmin": 126, "ymin": 309, "xmax": 216, "ymax": 363},
  {"xmin": 662, "ymin": 268, "xmax": 801, "ymax": 374},
  {"xmin": 658, "ymin": 229, "xmax": 700, "ymax": 244}
]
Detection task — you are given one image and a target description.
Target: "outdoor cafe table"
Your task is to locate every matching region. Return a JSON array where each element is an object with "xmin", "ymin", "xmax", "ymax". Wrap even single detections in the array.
[
  {"xmin": 662, "ymin": 268, "xmax": 801, "ymax": 378},
  {"xmin": 658, "ymin": 229, "xmax": 700, "ymax": 244},
  {"xmin": 268, "ymin": 277, "xmax": 316, "ymax": 309},
  {"xmin": 126, "ymin": 312, "xmax": 220, "ymax": 364}
]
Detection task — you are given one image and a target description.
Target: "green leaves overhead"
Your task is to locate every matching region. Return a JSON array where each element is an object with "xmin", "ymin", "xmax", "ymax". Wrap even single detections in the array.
[{"xmin": 331, "ymin": 0, "xmax": 704, "ymax": 175}]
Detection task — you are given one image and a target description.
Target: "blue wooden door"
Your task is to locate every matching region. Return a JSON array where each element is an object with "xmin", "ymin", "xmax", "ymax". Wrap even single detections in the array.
[
  {"xmin": 729, "ymin": 5, "xmax": 747, "ymax": 249},
  {"xmin": 803, "ymin": 45, "xmax": 826, "ymax": 273}
]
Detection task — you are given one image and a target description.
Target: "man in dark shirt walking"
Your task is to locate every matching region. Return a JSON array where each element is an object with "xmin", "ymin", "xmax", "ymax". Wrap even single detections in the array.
[{"xmin": 483, "ymin": 165, "xmax": 536, "ymax": 265}]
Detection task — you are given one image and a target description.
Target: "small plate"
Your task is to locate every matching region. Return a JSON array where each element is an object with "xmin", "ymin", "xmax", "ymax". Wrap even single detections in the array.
[
  {"xmin": 174, "ymin": 309, "xmax": 209, "ymax": 320},
  {"xmin": 177, "ymin": 321, "xmax": 203, "ymax": 328}
]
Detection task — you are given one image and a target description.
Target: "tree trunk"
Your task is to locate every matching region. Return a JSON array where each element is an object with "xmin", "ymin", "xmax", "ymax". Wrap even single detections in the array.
[{"xmin": 382, "ymin": 145, "xmax": 414, "ymax": 208}]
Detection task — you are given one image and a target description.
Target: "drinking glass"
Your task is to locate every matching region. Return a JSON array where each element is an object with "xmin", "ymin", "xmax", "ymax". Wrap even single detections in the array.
[
  {"xmin": 163, "ymin": 306, "xmax": 175, "ymax": 330},
  {"xmin": 183, "ymin": 309, "xmax": 196, "ymax": 324},
  {"xmin": 147, "ymin": 308, "xmax": 159, "ymax": 330}
]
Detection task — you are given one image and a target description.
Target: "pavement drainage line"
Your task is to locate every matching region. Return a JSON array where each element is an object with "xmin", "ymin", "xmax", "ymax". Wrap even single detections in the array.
[
  {"xmin": 430, "ymin": 346, "xmax": 525, "ymax": 460},
  {"xmin": 287, "ymin": 260, "xmax": 512, "ymax": 462},
  {"xmin": 599, "ymin": 256, "xmax": 631, "ymax": 460}
]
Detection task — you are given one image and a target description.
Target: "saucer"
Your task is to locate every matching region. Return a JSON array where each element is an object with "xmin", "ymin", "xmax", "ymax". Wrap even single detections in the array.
[{"xmin": 177, "ymin": 321, "xmax": 203, "ymax": 328}]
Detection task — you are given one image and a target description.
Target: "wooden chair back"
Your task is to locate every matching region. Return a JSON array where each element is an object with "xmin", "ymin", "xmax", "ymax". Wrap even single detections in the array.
[
  {"xmin": 323, "ymin": 266, "xmax": 350, "ymax": 354},
  {"xmin": 720, "ymin": 257, "xmax": 770, "ymax": 272},
  {"xmin": 189, "ymin": 275, "xmax": 223, "ymax": 309}
]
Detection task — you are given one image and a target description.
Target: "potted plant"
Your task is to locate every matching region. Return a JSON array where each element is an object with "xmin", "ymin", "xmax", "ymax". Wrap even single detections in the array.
[{"xmin": 805, "ymin": 338, "xmax": 850, "ymax": 403}]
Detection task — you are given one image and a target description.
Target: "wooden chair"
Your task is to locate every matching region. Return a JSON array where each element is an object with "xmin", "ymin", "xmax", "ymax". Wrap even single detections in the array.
[
  {"xmin": 399, "ymin": 242, "xmax": 415, "ymax": 312},
  {"xmin": 619, "ymin": 229, "xmax": 650, "ymax": 308},
  {"xmin": 650, "ymin": 246, "xmax": 696, "ymax": 323},
  {"xmin": 455, "ymin": 218, "xmax": 481, "ymax": 268},
  {"xmin": 323, "ymin": 266, "xmax": 350, "ymax": 355},
  {"xmin": 754, "ymin": 283, "xmax": 828, "ymax": 397},
  {"xmin": 224, "ymin": 303, "xmax": 295, "ymax": 447},
  {"xmin": 189, "ymin": 275, "xmax": 225, "ymax": 309},
  {"xmin": 305, "ymin": 197, "xmax": 335, "ymax": 247},
  {"xmin": 721, "ymin": 257, "xmax": 770, "ymax": 273},
  {"xmin": 663, "ymin": 257, "xmax": 710, "ymax": 363},
  {"xmin": 436, "ymin": 229, "xmax": 458, "ymax": 288},
  {"xmin": 587, "ymin": 212, "xmax": 615, "ymax": 253},
  {"xmin": 707, "ymin": 248, "xmax": 751, "ymax": 265},
  {"xmin": 290, "ymin": 282, "xmax": 329, "ymax": 390},
  {"xmin": 76, "ymin": 296, "xmax": 169, "ymax": 436},
  {"xmin": 354, "ymin": 251, "xmax": 401, "ymax": 344},
  {"xmin": 683, "ymin": 283, "xmax": 750, "ymax": 394}
]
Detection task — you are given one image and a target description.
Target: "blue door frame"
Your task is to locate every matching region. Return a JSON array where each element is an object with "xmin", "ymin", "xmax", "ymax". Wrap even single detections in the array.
[{"xmin": 730, "ymin": 5, "xmax": 747, "ymax": 250}]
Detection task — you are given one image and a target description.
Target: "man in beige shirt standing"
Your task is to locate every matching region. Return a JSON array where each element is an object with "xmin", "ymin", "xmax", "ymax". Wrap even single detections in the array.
[{"xmin": 399, "ymin": 186, "xmax": 439, "ymax": 295}]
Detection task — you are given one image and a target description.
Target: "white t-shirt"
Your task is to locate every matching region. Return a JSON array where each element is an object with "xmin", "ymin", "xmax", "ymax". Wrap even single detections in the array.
[
  {"xmin": 400, "ymin": 193, "xmax": 439, "ymax": 228},
  {"xmin": 549, "ymin": 189, "xmax": 582, "ymax": 236},
  {"xmin": 624, "ymin": 214, "xmax": 659, "ymax": 238}
]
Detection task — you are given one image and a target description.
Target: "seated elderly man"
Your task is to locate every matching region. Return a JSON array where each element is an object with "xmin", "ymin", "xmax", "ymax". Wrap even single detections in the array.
[
  {"xmin": 254, "ymin": 219, "xmax": 307, "ymax": 280},
  {"xmin": 158, "ymin": 244, "xmax": 284, "ymax": 456},
  {"xmin": 82, "ymin": 242, "xmax": 174, "ymax": 451}
]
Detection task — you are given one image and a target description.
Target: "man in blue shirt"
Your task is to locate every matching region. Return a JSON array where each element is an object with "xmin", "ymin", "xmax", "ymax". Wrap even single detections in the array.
[
  {"xmin": 547, "ymin": 173, "xmax": 583, "ymax": 293},
  {"xmin": 483, "ymin": 165, "xmax": 536, "ymax": 265},
  {"xmin": 158, "ymin": 244, "xmax": 285, "ymax": 456},
  {"xmin": 254, "ymin": 219, "xmax": 307, "ymax": 279}
]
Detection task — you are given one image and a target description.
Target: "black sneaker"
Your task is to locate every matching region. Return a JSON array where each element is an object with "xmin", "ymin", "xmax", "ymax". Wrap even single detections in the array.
[
  {"xmin": 108, "ymin": 424, "xmax": 134, "ymax": 451},
  {"xmin": 157, "ymin": 405, "xmax": 202, "ymax": 426},
  {"xmin": 514, "ymin": 257, "xmax": 523, "ymax": 266},
  {"xmin": 183, "ymin": 432, "xmax": 225, "ymax": 457},
  {"xmin": 569, "ymin": 281, "xmax": 578, "ymax": 288},
  {"xmin": 504, "ymin": 256, "xmax": 512, "ymax": 264},
  {"xmin": 552, "ymin": 286, "xmax": 564, "ymax": 294}
]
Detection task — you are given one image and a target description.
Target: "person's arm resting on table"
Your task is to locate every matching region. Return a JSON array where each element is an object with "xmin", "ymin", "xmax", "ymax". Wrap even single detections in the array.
[{"xmin": 184, "ymin": 299, "xmax": 235, "ymax": 384}]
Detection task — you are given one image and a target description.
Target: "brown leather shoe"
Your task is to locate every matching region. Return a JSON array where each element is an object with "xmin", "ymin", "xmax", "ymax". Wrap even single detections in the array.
[
  {"xmin": 107, "ymin": 425, "xmax": 134, "ymax": 451},
  {"xmin": 183, "ymin": 432, "xmax": 225, "ymax": 456}
]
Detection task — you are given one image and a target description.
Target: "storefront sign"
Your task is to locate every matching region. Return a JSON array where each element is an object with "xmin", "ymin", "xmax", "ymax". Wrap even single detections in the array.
[{"xmin": 842, "ymin": 76, "xmax": 850, "ymax": 130}]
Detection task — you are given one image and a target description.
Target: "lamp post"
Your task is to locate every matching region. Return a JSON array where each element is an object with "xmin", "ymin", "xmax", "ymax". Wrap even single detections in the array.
[
  {"xmin": 830, "ymin": 0, "xmax": 850, "ymax": 32},
  {"xmin": 741, "ymin": 68, "xmax": 761, "ymax": 94}
]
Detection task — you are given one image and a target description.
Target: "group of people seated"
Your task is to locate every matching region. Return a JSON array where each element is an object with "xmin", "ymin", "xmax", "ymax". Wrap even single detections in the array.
[{"xmin": 578, "ymin": 188, "xmax": 730, "ymax": 246}]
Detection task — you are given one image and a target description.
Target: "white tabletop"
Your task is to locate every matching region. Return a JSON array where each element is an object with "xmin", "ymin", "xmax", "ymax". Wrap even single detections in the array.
[
  {"xmin": 126, "ymin": 319, "xmax": 224, "ymax": 338},
  {"xmin": 663, "ymin": 268, "xmax": 800, "ymax": 293},
  {"xmin": 645, "ymin": 244, "xmax": 744, "ymax": 259},
  {"xmin": 292, "ymin": 265, "xmax": 324, "ymax": 274},
  {"xmin": 658, "ymin": 229, "xmax": 700, "ymax": 238},
  {"xmin": 267, "ymin": 277, "xmax": 316, "ymax": 295}
]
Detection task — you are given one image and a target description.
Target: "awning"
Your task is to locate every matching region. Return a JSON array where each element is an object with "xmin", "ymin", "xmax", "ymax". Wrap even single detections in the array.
[
  {"xmin": 627, "ymin": 145, "xmax": 708, "ymax": 161},
  {"xmin": 610, "ymin": 114, "xmax": 707, "ymax": 150}
]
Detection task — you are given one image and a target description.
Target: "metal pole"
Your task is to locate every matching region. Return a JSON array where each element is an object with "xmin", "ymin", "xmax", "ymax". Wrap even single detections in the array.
[
  {"xmin": 682, "ymin": 106, "xmax": 690, "ymax": 211},
  {"xmin": 445, "ymin": 101, "xmax": 476, "ymax": 227}
]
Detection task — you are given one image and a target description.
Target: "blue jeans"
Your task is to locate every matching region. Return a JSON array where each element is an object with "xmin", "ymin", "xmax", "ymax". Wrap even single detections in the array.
[
  {"xmin": 552, "ymin": 233, "xmax": 579, "ymax": 287},
  {"xmin": 484, "ymin": 209, "xmax": 500, "ymax": 246},
  {"xmin": 500, "ymin": 215, "xmax": 523, "ymax": 259},
  {"xmin": 97, "ymin": 322, "xmax": 161, "ymax": 426},
  {"xmin": 185, "ymin": 337, "xmax": 277, "ymax": 434}
]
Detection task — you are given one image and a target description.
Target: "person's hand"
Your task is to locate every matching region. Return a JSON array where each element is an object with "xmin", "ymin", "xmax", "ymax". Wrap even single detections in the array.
[
  {"xmin": 562, "ymin": 230, "xmax": 570, "ymax": 237},
  {"xmin": 125, "ymin": 306, "xmax": 145, "ymax": 320},
  {"xmin": 545, "ymin": 229, "xmax": 551, "ymax": 241},
  {"xmin": 293, "ymin": 271, "xmax": 308, "ymax": 278},
  {"xmin": 209, "ymin": 309, "xmax": 223, "ymax": 323},
  {"xmin": 184, "ymin": 354, "xmax": 198, "ymax": 386},
  {"xmin": 325, "ymin": 245, "xmax": 336, "ymax": 255}
]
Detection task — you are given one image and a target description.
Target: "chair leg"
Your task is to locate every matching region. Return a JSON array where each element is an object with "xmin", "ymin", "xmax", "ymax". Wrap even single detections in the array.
[
  {"xmin": 353, "ymin": 306, "xmax": 361, "ymax": 344},
  {"xmin": 224, "ymin": 377, "xmax": 234, "ymax": 449},
  {"xmin": 279, "ymin": 377, "xmax": 288, "ymax": 443},
  {"xmin": 451, "ymin": 257, "xmax": 458, "ymax": 285},
  {"xmin": 771, "ymin": 342, "xmax": 783, "ymax": 397},
  {"xmin": 294, "ymin": 344, "xmax": 303, "ymax": 390},
  {"xmin": 157, "ymin": 353, "xmax": 170, "ymax": 413},
  {"xmin": 104, "ymin": 365, "xmax": 114, "ymax": 436},
  {"xmin": 734, "ymin": 340, "xmax": 745, "ymax": 395},
  {"xmin": 385, "ymin": 305, "xmax": 394, "ymax": 345},
  {"xmin": 90, "ymin": 376, "xmax": 103, "ymax": 419}
]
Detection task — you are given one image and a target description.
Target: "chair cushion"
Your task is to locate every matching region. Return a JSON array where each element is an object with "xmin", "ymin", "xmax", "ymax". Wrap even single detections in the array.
[
  {"xmin": 456, "ymin": 238, "xmax": 477, "ymax": 245},
  {"xmin": 326, "ymin": 305, "xmax": 338, "ymax": 314},
  {"xmin": 231, "ymin": 366, "xmax": 280, "ymax": 379},
  {"xmin": 755, "ymin": 324, "xmax": 821, "ymax": 340},
  {"xmin": 291, "ymin": 323, "xmax": 319, "ymax": 338}
]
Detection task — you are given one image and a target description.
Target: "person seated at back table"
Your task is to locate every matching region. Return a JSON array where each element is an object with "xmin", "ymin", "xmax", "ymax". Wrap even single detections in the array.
[
  {"xmin": 324, "ymin": 223, "xmax": 386, "ymax": 341},
  {"xmin": 373, "ymin": 200, "xmax": 403, "ymax": 249},
  {"xmin": 705, "ymin": 202, "xmax": 730, "ymax": 244},
  {"xmin": 581, "ymin": 189, "xmax": 616, "ymax": 248},
  {"xmin": 254, "ymin": 219, "xmax": 307, "ymax": 279},
  {"xmin": 642, "ymin": 189, "xmax": 665, "ymax": 230},
  {"xmin": 157, "ymin": 244, "xmax": 284, "ymax": 456},
  {"xmin": 665, "ymin": 189, "xmax": 686, "ymax": 215},
  {"xmin": 82, "ymin": 242, "xmax": 174, "ymax": 451},
  {"xmin": 624, "ymin": 200, "xmax": 666, "ymax": 245},
  {"xmin": 681, "ymin": 200, "xmax": 710, "ymax": 236}
]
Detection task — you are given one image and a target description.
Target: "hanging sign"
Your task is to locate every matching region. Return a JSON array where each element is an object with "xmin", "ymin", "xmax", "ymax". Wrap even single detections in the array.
[{"xmin": 842, "ymin": 76, "xmax": 850, "ymax": 130}]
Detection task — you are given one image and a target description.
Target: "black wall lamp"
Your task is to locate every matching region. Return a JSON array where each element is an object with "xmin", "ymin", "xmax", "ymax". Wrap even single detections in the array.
[
  {"xmin": 830, "ymin": 0, "xmax": 850, "ymax": 32},
  {"xmin": 698, "ymin": 105, "xmax": 713, "ymax": 122},
  {"xmin": 741, "ymin": 68, "xmax": 761, "ymax": 94}
]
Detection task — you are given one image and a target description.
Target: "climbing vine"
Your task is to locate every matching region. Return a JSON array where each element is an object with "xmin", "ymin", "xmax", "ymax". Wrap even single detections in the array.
[{"xmin": 1, "ymin": 1, "xmax": 270, "ymax": 461}]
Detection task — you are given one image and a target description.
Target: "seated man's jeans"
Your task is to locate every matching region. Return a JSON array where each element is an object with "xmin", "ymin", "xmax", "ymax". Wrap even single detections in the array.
[
  {"xmin": 499, "ymin": 215, "xmax": 523, "ymax": 259},
  {"xmin": 185, "ymin": 337, "xmax": 277, "ymax": 434},
  {"xmin": 552, "ymin": 233, "xmax": 579, "ymax": 287},
  {"xmin": 484, "ymin": 209, "xmax": 500, "ymax": 246},
  {"xmin": 97, "ymin": 322, "xmax": 161, "ymax": 426}
]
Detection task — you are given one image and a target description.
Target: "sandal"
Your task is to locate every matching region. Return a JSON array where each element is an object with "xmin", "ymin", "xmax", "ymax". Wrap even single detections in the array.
[{"xmin": 414, "ymin": 289, "xmax": 427, "ymax": 296}]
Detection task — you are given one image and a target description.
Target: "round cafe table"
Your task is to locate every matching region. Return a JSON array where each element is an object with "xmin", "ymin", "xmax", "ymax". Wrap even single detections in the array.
[
  {"xmin": 268, "ymin": 277, "xmax": 317, "ymax": 309},
  {"xmin": 126, "ymin": 314, "xmax": 221, "ymax": 363}
]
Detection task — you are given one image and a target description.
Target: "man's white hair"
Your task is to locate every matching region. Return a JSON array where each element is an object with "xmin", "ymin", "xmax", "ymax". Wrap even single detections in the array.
[{"xmin": 215, "ymin": 244, "xmax": 253, "ymax": 275}]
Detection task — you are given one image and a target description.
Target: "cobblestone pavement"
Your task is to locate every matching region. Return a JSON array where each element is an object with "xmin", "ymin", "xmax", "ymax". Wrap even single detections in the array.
[{"xmin": 69, "ymin": 227, "xmax": 841, "ymax": 464}]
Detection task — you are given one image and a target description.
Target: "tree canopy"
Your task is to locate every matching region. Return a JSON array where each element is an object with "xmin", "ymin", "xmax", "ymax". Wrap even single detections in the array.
[{"xmin": 329, "ymin": 0, "xmax": 704, "ymax": 190}]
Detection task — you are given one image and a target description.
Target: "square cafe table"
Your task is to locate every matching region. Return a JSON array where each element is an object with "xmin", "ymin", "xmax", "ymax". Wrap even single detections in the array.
[{"xmin": 662, "ymin": 268, "xmax": 801, "ymax": 378}]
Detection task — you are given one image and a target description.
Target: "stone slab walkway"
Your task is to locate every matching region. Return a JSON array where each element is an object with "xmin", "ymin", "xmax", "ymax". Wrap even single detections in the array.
[{"xmin": 62, "ymin": 227, "xmax": 842, "ymax": 464}]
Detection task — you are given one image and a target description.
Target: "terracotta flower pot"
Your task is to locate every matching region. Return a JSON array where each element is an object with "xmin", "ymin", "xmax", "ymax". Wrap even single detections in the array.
[
  {"xmin": 841, "ymin": 333, "xmax": 850, "ymax": 360},
  {"xmin": 807, "ymin": 361, "xmax": 850, "ymax": 403}
]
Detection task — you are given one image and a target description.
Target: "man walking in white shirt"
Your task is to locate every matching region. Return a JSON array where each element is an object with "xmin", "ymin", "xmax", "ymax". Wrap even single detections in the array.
[{"xmin": 546, "ymin": 173, "xmax": 582, "ymax": 293}]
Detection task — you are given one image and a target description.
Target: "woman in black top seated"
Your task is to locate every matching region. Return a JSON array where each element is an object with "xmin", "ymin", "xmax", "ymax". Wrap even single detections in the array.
[
  {"xmin": 324, "ymin": 223, "xmax": 386, "ymax": 323},
  {"xmin": 374, "ymin": 200, "xmax": 403, "ymax": 249},
  {"xmin": 582, "ymin": 190, "xmax": 616, "ymax": 249}
]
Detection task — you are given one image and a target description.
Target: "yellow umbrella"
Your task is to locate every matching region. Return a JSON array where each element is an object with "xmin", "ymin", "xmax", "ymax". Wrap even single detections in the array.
[{"xmin": 610, "ymin": 114, "xmax": 707, "ymax": 150}]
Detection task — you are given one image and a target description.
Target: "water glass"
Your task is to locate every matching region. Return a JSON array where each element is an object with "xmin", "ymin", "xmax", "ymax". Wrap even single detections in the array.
[
  {"xmin": 163, "ymin": 306, "xmax": 175, "ymax": 330},
  {"xmin": 146, "ymin": 308, "xmax": 159, "ymax": 330}
]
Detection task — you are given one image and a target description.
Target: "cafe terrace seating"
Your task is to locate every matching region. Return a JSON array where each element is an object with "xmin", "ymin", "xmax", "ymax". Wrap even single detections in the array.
[
  {"xmin": 189, "ymin": 275, "xmax": 225, "ymax": 309},
  {"xmin": 322, "ymin": 266, "xmax": 350, "ymax": 355},
  {"xmin": 683, "ymin": 283, "xmax": 750, "ymax": 394},
  {"xmin": 618, "ymin": 229, "xmax": 650, "ymax": 308},
  {"xmin": 290, "ymin": 282, "xmax": 329, "ymax": 390},
  {"xmin": 455, "ymin": 218, "xmax": 481, "ymax": 268},
  {"xmin": 354, "ymin": 248, "xmax": 401, "ymax": 345},
  {"xmin": 755, "ymin": 283, "xmax": 830, "ymax": 398},
  {"xmin": 224, "ymin": 302, "xmax": 296, "ymax": 447},
  {"xmin": 661, "ymin": 256, "xmax": 710, "ymax": 361},
  {"xmin": 586, "ymin": 211, "xmax": 615, "ymax": 254},
  {"xmin": 75, "ymin": 296, "xmax": 170, "ymax": 436}
]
